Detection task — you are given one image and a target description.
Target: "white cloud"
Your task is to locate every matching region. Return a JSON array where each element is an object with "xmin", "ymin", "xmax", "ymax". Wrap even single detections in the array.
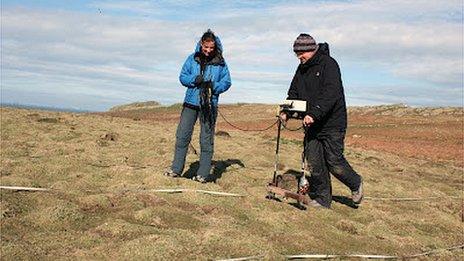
[{"xmin": 2, "ymin": 1, "xmax": 462, "ymax": 110}]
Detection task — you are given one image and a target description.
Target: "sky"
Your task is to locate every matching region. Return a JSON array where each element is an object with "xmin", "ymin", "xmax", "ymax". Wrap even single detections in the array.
[{"xmin": 1, "ymin": 0, "xmax": 463, "ymax": 111}]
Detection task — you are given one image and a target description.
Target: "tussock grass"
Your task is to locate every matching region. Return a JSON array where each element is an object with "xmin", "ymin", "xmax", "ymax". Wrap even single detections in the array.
[{"xmin": 1, "ymin": 106, "xmax": 463, "ymax": 260}]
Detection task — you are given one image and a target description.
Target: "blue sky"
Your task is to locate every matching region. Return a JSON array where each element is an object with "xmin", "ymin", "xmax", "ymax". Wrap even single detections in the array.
[{"xmin": 1, "ymin": 0, "xmax": 462, "ymax": 111}]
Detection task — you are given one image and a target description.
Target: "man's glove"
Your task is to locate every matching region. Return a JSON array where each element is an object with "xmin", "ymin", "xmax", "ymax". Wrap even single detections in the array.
[{"xmin": 194, "ymin": 75, "xmax": 203, "ymax": 86}]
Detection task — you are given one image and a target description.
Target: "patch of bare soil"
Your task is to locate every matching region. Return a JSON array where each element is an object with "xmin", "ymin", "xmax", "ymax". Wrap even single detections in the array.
[{"xmin": 213, "ymin": 105, "xmax": 463, "ymax": 167}]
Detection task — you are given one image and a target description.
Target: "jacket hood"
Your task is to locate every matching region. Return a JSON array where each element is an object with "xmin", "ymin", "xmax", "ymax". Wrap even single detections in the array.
[
  {"xmin": 194, "ymin": 35, "xmax": 224, "ymax": 65},
  {"xmin": 195, "ymin": 35, "xmax": 224, "ymax": 53},
  {"xmin": 300, "ymin": 42, "xmax": 330, "ymax": 68},
  {"xmin": 318, "ymin": 42, "xmax": 330, "ymax": 56}
]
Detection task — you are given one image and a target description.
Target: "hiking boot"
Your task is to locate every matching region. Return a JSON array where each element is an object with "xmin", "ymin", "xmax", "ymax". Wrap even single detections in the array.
[
  {"xmin": 164, "ymin": 169, "xmax": 181, "ymax": 178},
  {"xmin": 352, "ymin": 178, "xmax": 364, "ymax": 204},
  {"xmin": 308, "ymin": 199, "xmax": 324, "ymax": 208},
  {"xmin": 192, "ymin": 175, "xmax": 208, "ymax": 183}
]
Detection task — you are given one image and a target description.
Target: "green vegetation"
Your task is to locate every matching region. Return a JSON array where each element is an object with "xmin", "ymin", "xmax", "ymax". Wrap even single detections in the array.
[{"xmin": 1, "ymin": 106, "xmax": 462, "ymax": 260}]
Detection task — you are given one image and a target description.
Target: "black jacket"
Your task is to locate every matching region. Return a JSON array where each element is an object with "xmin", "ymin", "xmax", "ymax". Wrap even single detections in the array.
[{"xmin": 287, "ymin": 43, "xmax": 347, "ymax": 133}]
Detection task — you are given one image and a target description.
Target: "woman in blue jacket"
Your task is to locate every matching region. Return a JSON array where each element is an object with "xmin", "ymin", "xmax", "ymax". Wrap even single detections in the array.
[{"xmin": 165, "ymin": 30, "xmax": 232, "ymax": 183}]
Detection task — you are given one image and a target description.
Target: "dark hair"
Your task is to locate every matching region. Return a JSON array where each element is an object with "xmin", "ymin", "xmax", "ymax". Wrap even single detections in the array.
[{"xmin": 201, "ymin": 29, "xmax": 216, "ymax": 43}]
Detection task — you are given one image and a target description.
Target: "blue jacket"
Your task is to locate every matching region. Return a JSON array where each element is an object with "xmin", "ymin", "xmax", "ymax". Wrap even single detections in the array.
[{"xmin": 179, "ymin": 36, "xmax": 231, "ymax": 107}]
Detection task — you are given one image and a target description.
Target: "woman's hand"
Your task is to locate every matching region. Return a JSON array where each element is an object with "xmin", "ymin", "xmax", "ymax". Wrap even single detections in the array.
[{"xmin": 194, "ymin": 75, "xmax": 203, "ymax": 85}]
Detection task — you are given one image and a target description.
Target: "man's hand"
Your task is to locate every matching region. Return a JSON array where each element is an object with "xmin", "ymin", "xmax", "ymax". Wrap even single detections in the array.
[
  {"xmin": 279, "ymin": 112, "xmax": 288, "ymax": 122},
  {"xmin": 303, "ymin": 115, "xmax": 314, "ymax": 127}
]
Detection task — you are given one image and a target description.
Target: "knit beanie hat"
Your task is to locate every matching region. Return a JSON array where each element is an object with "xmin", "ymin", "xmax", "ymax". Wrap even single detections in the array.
[{"xmin": 293, "ymin": 33, "xmax": 318, "ymax": 52}]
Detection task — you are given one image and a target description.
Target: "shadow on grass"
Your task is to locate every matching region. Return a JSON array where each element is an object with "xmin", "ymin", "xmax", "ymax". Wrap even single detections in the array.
[
  {"xmin": 283, "ymin": 169, "xmax": 303, "ymax": 178},
  {"xmin": 266, "ymin": 169, "xmax": 359, "ymax": 210},
  {"xmin": 270, "ymin": 195, "xmax": 358, "ymax": 211},
  {"xmin": 183, "ymin": 159, "xmax": 245, "ymax": 182},
  {"xmin": 332, "ymin": 195, "xmax": 359, "ymax": 209},
  {"xmin": 288, "ymin": 202, "xmax": 308, "ymax": 211},
  {"xmin": 281, "ymin": 170, "xmax": 359, "ymax": 209},
  {"xmin": 265, "ymin": 192, "xmax": 306, "ymax": 211},
  {"xmin": 265, "ymin": 193, "xmax": 309, "ymax": 211}
]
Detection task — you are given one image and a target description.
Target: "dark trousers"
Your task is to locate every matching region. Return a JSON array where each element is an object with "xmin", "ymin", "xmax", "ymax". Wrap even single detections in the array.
[
  {"xmin": 305, "ymin": 130, "xmax": 362, "ymax": 208},
  {"xmin": 171, "ymin": 106, "xmax": 217, "ymax": 178}
]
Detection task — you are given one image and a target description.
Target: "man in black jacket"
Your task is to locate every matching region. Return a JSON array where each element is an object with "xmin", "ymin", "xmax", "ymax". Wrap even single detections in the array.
[{"xmin": 280, "ymin": 33, "xmax": 363, "ymax": 208}]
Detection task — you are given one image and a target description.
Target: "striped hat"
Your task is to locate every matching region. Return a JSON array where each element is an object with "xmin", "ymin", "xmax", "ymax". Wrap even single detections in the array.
[{"xmin": 293, "ymin": 33, "xmax": 318, "ymax": 52}]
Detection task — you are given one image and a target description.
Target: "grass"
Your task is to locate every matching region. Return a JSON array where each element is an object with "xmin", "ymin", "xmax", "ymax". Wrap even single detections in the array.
[{"xmin": 1, "ymin": 106, "xmax": 463, "ymax": 260}]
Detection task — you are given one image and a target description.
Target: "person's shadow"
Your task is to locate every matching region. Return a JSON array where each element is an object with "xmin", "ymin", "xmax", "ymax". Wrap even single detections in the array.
[
  {"xmin": 332, "ymin": 195, "xmax": 359, "ymax": 209},
  {"xmin": 283, "ymin": 169, "xmax": 303, "ymax": 177},
  {"xmin": 183, "ymin": 159, "xmax": 245, "ymax": 182}
]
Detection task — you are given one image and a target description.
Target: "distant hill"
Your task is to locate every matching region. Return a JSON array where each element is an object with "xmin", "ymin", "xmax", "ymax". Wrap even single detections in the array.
[
  {"xmin": 108, "ymin": 101, "xmax": 161, "ymax": 112},
  {"xmin": 0, "ymin": 103, "xmax": 90, "ymax": 113},
  {"xmin": 347, "ymin": 103, "xmax": 463, "ymax": 116}
]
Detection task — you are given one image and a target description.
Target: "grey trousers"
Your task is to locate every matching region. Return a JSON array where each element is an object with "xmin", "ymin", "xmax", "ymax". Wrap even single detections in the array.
[{"xmin": 171, "ymin": 106, "xmax": 217, "ymax": 178}]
